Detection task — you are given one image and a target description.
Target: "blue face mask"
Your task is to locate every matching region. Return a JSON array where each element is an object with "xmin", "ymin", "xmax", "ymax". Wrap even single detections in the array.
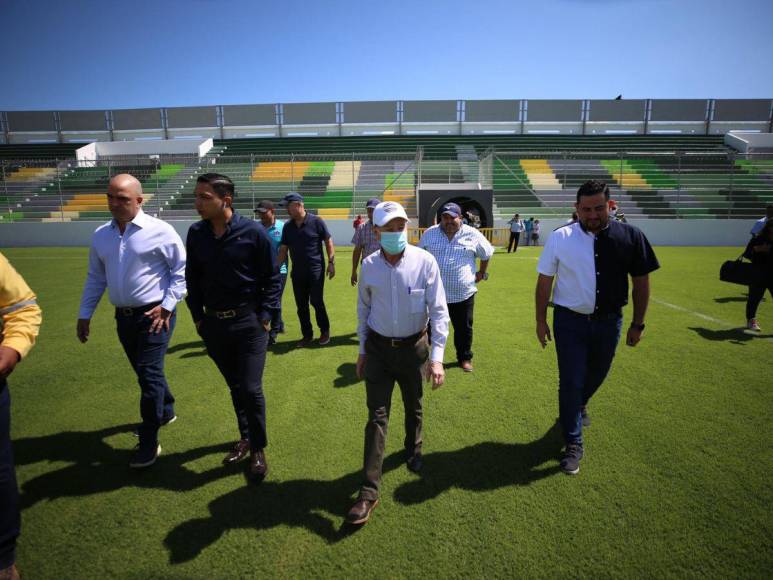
[{"xmin": 380, "ymin": 230, "xmax": 408, "ymax": 255}]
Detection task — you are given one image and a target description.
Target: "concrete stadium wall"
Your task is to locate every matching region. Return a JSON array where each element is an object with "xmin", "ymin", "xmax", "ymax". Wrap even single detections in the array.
[{"xmin": 0, "ymin": 219, "xmax": 759, "ymax": 248}]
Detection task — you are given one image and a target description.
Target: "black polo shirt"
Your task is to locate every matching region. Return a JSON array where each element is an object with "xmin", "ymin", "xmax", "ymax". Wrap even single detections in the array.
[
  {"xmin": 280, "ymin": 212, "xmax": 331, "ymax": 275},
  {"xmin": 537, "ymin": 220, "xmax": 660, "ymax": 315},
  {"xmin": 185, "ymin": 211, "xmax": 281, "ymax": 323}
]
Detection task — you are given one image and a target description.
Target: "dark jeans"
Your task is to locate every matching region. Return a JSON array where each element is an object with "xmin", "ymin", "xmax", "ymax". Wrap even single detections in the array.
[
  {"xmin": 201, "ymin": 312, "xmax": 268, "ymax": 450},
  {"xmin": 0, "ymin": 381, "xmax": 19, "ymax": 569},
  {"xmin": 115, "ymin": 307, "xmax": 176, "ymax": 451},
  {"xmin": 746, "ymin": 278, "xmax": 773, "ymax": 319},
  {"xmin": 448, "ymin": 294, "xmax": 475, "ymax": 362},
  {"xmin": 270, "ymin": 273, "xmax": 288, "ymax": 340},
  {"xmin": 292, "ymin": 270, "xmax": 330, "ymax": 339},
  {"xmin": 553, "ymin": 306, "xmax": 622, "ymax": 446},
  {"xmin": 507, "ymin": 232, "xmax": 521, "ymax": 253},
  {"xmin": 360, "ymin": 333, "xmax": 428, "ymax": 501}
]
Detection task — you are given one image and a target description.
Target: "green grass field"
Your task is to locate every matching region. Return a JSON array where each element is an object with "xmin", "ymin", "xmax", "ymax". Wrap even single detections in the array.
[{"xmin": 3, "ymin": 245, "xmax": 771, "ymax": 579}]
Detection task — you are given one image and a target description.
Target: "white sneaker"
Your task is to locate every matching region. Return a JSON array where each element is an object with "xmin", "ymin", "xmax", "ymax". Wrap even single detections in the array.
[{"xmin": 747, "ymin": 319, "xmax": 761, "ymax": 332}]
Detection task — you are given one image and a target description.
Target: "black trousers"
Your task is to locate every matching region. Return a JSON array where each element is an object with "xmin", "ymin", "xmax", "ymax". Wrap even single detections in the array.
[
  {"xmin": 201, "ymin": 311, "xmax": 268, "ymax": 450},
  {"xmin": 507, "ymin": 232, "xmax": 521, "ymax": 253},
  {"xmin": 448, "ymin": 294, "xmax": 475, "ymax": 362},
  {"xmin": 292, "ymin": 271, "xmax": 330, "ymax": 339},
  {"xmin": 746, "ymin": 278, "xmax": 773, "ymax": 319},
  {"xmin": 360, "ymin": 333, "xmax": 428, "ymax": 501},
  {"xmin": 0, "ymin": 381, "xmax": 18, "ymax": 570}
]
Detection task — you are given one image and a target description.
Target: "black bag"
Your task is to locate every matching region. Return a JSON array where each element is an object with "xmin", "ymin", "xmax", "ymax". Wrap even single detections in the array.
[{"xmin": 719, "ymin": 257, "xmax": 756, "ymax": 286}]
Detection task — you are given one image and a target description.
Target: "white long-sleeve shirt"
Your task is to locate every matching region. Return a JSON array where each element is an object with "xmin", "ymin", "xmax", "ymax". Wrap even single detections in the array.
[
  {"xmin": 357, "ymin": 245, "xmax": 449, "ymax": 363},
  {"xmin": 78, "ymin": 210, "xmax": 187, "ymax": 318}
]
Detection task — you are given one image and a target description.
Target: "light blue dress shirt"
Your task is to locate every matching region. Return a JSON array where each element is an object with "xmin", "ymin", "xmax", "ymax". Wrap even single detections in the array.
[{"xmin": 78, "ymin": 210, "xmax": 187, "ymax": 318}]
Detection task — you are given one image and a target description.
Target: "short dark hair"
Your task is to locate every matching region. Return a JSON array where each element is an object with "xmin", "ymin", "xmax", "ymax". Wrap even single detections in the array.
[
  {"xmin": 197, "ymin": 173, "xmax": 235, "ymax": 198},
  {"xmin": 576, "ymin": 180, "xmax": 610, "ymax": 203}
]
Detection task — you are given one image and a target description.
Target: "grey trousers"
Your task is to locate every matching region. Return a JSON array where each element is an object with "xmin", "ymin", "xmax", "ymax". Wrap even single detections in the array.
[{"xmin": 359, "ymin": 332, "xmax": 429, "ymax": 501}]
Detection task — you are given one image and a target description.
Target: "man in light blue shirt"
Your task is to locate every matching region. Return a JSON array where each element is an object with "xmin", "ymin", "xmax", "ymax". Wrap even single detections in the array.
[
  {"xmin": 77, "ymin": 174, "xmax": 186, "ymax": 469},
  {"xmin": 419, "ymin": 202, "xmax": 494, "ymax": 372},
  {"xmin": 255, "ymin": 200, "xmax": 288, "ymax": 346}
]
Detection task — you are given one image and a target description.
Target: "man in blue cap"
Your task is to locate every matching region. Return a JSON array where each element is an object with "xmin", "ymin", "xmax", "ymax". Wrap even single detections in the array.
[
  {"xmin": 350, "ymin": 197, "xmax": 381, "ymax": 286},
  {"xmin": 418, "ymin": 202, "xmax": 494, "ymax": 373},
  {"xmin": 277, "ymin": 193, "xmax": 336, "ymax": 347}
]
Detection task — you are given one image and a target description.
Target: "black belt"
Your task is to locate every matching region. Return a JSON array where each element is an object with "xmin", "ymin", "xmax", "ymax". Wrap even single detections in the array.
[
  {"xmin": 203, "ymin": 304, "xmax": 256, "ymax": 320},
  {"xmin": 115, "ymin": 301, "xmax": 162, "ymax": 317},
  {"xmin": 553, "ymin": 304, "xmax": 621, "ymax": 321},
  {"xmin": 368, "ymin": 327, "xmax": 427, "ymax": 348}
]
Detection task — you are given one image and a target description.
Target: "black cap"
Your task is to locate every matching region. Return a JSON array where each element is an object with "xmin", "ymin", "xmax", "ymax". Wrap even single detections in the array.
[{"xmin": 254, "ymin": 200, "xmax": 275, "ymax": 213}]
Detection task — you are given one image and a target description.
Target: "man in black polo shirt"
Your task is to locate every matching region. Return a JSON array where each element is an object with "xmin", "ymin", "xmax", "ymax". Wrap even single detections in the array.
[
  {"xmin": 185, "ymin": 173, "xmax": 281, "ymax": 482},
  {"xmin": 277, "ymin": 192, "xmax": 336, "ymax": 347},
  {"xmin": 535, "ymin": 180, "xmax": 659, "ymax": 475}
]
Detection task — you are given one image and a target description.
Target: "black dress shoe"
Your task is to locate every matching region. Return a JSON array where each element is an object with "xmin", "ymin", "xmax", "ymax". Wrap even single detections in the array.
[
  {"xmin": 346, "ymin": 498, "xmax": 379, "ymax": 525},
  {"xmin": 248, "ymin": 449, "xmax": 268, "ymax": 482},
  {"xmin": 222, "ymin": 439, "xmax": 250, "ymax": 465},
  {"xmin": 407, "ymin": 453, "xmax": 423, "ymax": 473}
]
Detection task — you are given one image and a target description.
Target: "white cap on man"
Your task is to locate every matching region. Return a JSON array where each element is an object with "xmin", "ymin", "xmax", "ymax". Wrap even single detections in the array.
[{"xmin": 373, "ymin": 201, "xmax": 410, "ymax": 227}]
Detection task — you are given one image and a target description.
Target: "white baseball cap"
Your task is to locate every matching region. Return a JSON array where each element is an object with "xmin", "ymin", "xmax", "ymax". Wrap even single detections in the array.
[{"xmin": 373, "ymin": 201, "xmax": 410, "ymax": 227}]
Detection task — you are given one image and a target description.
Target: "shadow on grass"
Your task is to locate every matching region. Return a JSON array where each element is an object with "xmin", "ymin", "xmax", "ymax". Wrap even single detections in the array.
[
  {"xmin": 267, "ymin": 332, "xmax": 359, "ymax": 356},
  {"xmin": 334, "ymin": 362, "xmax": 360, "ymax": 388},
  {"xmin": 14, "ymin": 424, "xmax": 242, "ymax": 508},
  {"xmin": 713, "ymin": 295, "xmax": 749, "ymax": 304},
  {"xmin": 688, "ymin": 326, "xmax": 773, "ymax": 344},
  {"xmin": 393, "ymin": 422, "xmax": 563, "ymax": 505},
  {"xmin": 167, "ymin": 339, "xmax": 208, "ymax": 359},
  {"xmin": 163, "ymin": 451, "xmax": 406, "ymax": 563}
]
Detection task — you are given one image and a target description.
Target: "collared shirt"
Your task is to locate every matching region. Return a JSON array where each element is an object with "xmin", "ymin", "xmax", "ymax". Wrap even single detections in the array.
[
  {"xmin": 0, "ymin": 252, "xmax": 42, "ymax": 359},
  {"xmin": 357, "ymin": 245, "xmax": 449, "ymax": 363},
  {"xmin": 508, "ymin": 219, "xmax": 524, "ymax": 233},
  {"xmin": 751, "ymin": 217, "xmax": 768, "ymax": 236},
  {"xmin": 262, "ymin": 218, "xmax": 288, "ymax": 275},
  {"xmin": 537, "ymin": 220, "xmax": 660, "ymax": 315},
  {"xmin": 78, "ymin": 209, "xmax": 187, "ymax": 318},
  {"xmin": 418, "ymin": 224, "xmax": 495, "ymax": 304},
  {"xmin": 185, "ymin": 211, "xmax": 281, "ymax": 323},
  {"xmin": 351, "ymin": 220, "xmax": 381, "ymax": 260},
  {"xmin": 280, "ymin": 212, "xmax": 331, "ymax": 274}
]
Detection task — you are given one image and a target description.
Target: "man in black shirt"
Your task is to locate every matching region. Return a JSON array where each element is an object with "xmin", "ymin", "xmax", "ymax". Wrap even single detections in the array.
[
  {"xmin": 277, "ymin": 193, "xmax": 336, "ymax": 347},
  {"xmin": 535, "ymin": 180, "xmax": 660, "ymax": 475},
  {"xmin": 185, "ymin": 173, "xmax": 281, "ymax": 482}
]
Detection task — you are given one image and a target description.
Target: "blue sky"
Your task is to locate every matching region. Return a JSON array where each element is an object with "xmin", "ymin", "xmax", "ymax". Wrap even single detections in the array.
[{"xmin": 1, "ymin": 0, "xmax": 771, "ymax": 111}]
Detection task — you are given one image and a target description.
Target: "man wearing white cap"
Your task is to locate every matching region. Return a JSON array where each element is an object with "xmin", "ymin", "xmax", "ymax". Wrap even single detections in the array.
[{"xmin": 346, "ymin": 201, "xmax": 449, "ymax": 526}]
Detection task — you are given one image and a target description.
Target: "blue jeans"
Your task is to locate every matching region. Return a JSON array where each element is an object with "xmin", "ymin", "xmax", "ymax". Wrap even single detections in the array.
[
  {"xmin": 0, "ymin": 380, "xmax": 19, "ymax": 569},
  {"xmin": 115, "ymin": 307, "xmax": 176, "ymax": 451},
  {"xmin": 270, "ymin": 273, "xmax": 288, "ymax": 340},
  {"xmin": 553, "ymin": 306, "xmax": 622, "ymax": 446}
]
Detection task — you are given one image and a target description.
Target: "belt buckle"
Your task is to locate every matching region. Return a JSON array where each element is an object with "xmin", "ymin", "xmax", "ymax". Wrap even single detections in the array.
[
  {"xmin": 217, "ymin": 309, "xmax": 236, "ymax": 320},
  {"xmin": 390, "ymin": 338, "xmax": 401, "ymax": 347},
  {"xmin": 121, "ymin": 307, "xmax": 134, "ymax": 316}
]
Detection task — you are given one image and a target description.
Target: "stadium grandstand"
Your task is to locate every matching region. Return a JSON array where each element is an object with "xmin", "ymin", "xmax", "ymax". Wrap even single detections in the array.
[{"xmin": 1, "ymin": 98, "xmax": 772, "ymax": 235}]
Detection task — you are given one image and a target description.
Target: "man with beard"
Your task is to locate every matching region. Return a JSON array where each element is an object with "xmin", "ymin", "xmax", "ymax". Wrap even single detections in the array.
[
  {"xmin": 535, "ymin": 180, "xmax": 659, "ymax": 475},
  {"xmin": 186, "ymin": 174, "xmax": 281, "ymax": 481}
]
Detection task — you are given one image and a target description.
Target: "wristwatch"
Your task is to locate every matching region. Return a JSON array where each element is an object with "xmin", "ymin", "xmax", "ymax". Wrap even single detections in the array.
[
  {"xmin": 630, "ymin": 322, "xmax": 645, "ymax": 331},
  {"xmin": 478, "ymin": 272, "xmax": 489, "ymax": 281}
]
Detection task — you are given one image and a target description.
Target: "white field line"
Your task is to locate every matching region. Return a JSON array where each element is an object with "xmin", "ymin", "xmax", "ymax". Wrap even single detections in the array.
[{"xmin": 652, "ymin": 298, "xmax": 734, "ymax": 327}]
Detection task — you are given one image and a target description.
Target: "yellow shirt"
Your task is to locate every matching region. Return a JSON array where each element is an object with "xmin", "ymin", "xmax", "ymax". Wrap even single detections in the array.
[{"xmin": 0, "ymin": 252, "xmax": 42, "ymax": 359}]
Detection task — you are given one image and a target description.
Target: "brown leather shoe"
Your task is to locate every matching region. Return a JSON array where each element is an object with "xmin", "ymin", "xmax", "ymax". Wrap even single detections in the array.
[
  {"xmin": 346, "ymin": 498, "xmax": 379, "ymax": 525},
  {"xmin": 0, "ymin": 564, "xmax": 20, "ymax": 580},
  {"xmin": 296, "ymin": 337, "xmax": 313, "ymax": 348},
  {"xmin": 222, "ymin": 439, "xmax": 250, "ymax": 465},
  {"xmin": 461, "ymin": 360, "xmax": 474, "ymax": 372},
  {"xmin": 248, "ymin": 448, "xmax": 268, "ymax": 482}
]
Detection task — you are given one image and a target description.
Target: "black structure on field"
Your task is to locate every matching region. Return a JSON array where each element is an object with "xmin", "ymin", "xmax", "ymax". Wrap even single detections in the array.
[{"xmin": 418, "ymin": 188, "xmax": 493, "ymax": 228}]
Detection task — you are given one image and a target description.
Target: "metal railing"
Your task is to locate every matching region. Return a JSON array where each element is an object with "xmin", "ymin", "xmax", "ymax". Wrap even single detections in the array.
[{"xmin": 2, "ymin": 149, "xmax": 772, "ymax": 222}]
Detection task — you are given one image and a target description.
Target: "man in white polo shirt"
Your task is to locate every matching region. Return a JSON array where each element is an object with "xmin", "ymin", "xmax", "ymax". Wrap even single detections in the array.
[
  {"xmin": 346, "ymin": 201, "xmax": 449, "ymax": 526},
  {"xmin": 535, "ymin": 180, "xmax": 659, "ymax": 475},
  {"xmin": 77, "ymin": 174, "xmax": 186, "ymax": 469}
]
